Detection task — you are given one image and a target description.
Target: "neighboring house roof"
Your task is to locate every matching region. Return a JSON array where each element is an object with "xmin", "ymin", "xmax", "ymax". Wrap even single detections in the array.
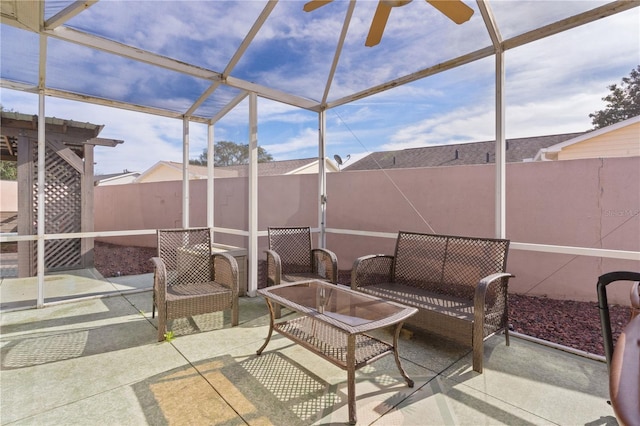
[
  {"xmin": 533, "ymin": 116, "xmax": 640, "ymax": 161},
  {"xmin": 344, "ymin": 133, "xmax": 586, "ymax": 171},
  {"xmin": 220, "ymin": 158, "xmax": 339, "ymax": 177},
  {"xmin": 134, "ymin": 161, "xmax": 216, "ymax": 183},
  {"xmin": 135, "ymin": 158, "xmax": 339, "ymax": 183},
  {"xmin": 94, "ymin": 171, "xmax": 141, "ymax": 186}
]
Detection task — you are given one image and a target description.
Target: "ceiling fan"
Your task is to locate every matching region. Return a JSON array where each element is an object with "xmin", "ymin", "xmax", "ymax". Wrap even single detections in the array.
[{"xmin": 303, "ymin": 0, "xmax": 474, "ymax": 47}]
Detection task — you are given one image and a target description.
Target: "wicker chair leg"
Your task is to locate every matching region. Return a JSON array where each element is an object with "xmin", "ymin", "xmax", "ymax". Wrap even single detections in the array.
[
  {"xmin": 158, "ymin": 310, "xmax": 167, "ymax": 342},
  {"xmin": 232, "ymin": 304, "xmax": 239, "ymax": 326},
  {"xmin": 472, "ymin": 341, "xmax": 483, "ymax": 373}
]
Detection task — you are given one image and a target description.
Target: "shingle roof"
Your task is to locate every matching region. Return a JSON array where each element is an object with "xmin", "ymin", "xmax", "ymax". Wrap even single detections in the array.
[
  {"xmin": 93, "ymin": 171, "xmax": 140, "ymax": 183},
  {"xmin": 160, "ymin": 158, "xmax": 324, "ymax": 178},
  {"xmin": 343, "ymin": 133, "xmax": 586, "ymax": 171},
  {"xmin": 221, "ymin": 158, "xmax": 321, "ymax": 177}
]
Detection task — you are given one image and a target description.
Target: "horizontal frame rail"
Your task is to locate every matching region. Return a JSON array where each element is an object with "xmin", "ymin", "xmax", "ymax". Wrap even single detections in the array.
[{"xmin": 2, "ymin": 227, "xmax": 638, "ymax": 261}]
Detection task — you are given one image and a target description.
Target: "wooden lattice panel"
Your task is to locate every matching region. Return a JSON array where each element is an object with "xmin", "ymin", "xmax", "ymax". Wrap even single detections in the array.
[{"xmin": 31, "ymin": 144, "xmax": 83, "ymax": 272}]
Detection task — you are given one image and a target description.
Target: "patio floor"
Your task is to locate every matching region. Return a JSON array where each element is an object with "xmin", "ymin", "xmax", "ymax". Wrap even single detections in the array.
[{"xmin": 0, "ymin": 272, "xmax": 619, "ymax": 425}]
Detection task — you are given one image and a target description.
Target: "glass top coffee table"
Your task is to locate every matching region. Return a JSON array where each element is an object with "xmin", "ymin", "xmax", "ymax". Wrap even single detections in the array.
[{"xmin": 256, "ymin": 280, "xmax": 418, "ymax": 425}]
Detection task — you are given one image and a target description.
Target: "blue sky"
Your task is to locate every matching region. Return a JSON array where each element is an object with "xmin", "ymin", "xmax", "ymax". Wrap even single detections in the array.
[{"xmin": 1, "ymin": 1, "xmax": 638, "ymax": 174}]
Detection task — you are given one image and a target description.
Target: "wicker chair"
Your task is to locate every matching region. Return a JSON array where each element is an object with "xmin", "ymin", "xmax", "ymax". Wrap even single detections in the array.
[
  {"xmin": 265, "ymin": 226, "xmax": 338, "ymax": 318},
  {"xmin": 151, "ymin": 228, "xmax": 239, "ymax": 341}
]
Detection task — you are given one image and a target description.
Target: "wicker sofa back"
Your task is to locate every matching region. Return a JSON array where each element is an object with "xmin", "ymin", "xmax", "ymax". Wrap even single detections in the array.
[{"xmin": 351, "ymin": 231, "xmax": 513, "ymax": 373}]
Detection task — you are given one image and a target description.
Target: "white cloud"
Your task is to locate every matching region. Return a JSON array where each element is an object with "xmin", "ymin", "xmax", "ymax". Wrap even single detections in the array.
[
  {"xmin": 1, "ymin": 2, "xmax": 638, "ymax": 167},
  {"xmin": 261, "ymin": 127, "xmax": 319, "ymax": 157}
]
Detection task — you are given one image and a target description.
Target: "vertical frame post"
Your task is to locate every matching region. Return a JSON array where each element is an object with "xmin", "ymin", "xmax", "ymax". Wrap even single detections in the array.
[
  {"xmin": 495, "ymin": 51, "xmax": 506, "ymax": 239},
  {"xmin": 318, "ymin": 109, "xmax": 327, "ymax": 248},
  {"xmin": 182, "ymin": 116, "xmax": 190, "ymax": 229},
  {"xmin": 248, "ymin": 93, "xmax": 258, "ymax": 296},
  {"xmin": 36, "ymin": 31, "xmax": 47, "ymax": 307},
  {"xmin": 207, "ymin": 122, "xmax": 214, "ymax": 229},
  {"xmin": 36, "ymin": 90, "xmax": 45, "ymax": 308}
]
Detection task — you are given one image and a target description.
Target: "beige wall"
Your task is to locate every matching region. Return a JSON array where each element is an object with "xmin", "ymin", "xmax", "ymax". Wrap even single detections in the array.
[
  {"xmin": 136, "ymin": 165, "xmax": 183, "ymax": 183},
  {"xmin": 558, "ymin": 121, "xmax": 640, "ymax": 160},
  {"xmin": 0, "ymin": 180, "xmax": 18, "ymax": 211},
  {"xmin": 95, "ymin": 157, "xmax": 640, "ymax": 304},
  {"xmin": 289, "ymin": 159, "xmax": 339, "ymax": 174}
]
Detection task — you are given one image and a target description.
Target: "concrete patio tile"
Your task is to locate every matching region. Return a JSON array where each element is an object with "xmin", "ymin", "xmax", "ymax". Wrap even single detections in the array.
[
  {"xmin": 8, "ymin": 385, "xmax": 152, "ymax": 426},
  {"xmin": 0, "ymin": 282, "xmax": 618, "ymax": 426},
  {"xmin": 8, "ymin": 362, "xmax": 249, "ymax": 426},
  {"xmin": 193, "ymin": 350, "xmax": 313, "ymax": 425},
  {"xmin": 2, "ymin": 337, "xmax": 188, "ymax": 422},
  {"xmin": 311, "ymin": 355, "xmax": 437, "ymax": 425},
  {"xmin": 0, "ymin": 272, "xmax": 117, "ymax": 311},
  {"xmin": 381, "ymin": 374, "xmax": 552, "ymax": 425},
  {"xmin": 441, "ymin": 336, "xmax": 616, "ymax": 426},
  {"xmin": 173, "ymin": 337, "xmax": 434, "ymax": 426},
  {"xmin": 371, "ymin": 328, "xmax": 473, "ymax": 374},
  {"xmin": 106, "ymin": 272, "xmax": 154, "ymax": 292},
  {"xmin": 0, "ymin": 296, "xmax": 189, "ymax": 423},
  {"xmin": 0, "ymin": 295, "xmax": 153, "ymax": 340}
]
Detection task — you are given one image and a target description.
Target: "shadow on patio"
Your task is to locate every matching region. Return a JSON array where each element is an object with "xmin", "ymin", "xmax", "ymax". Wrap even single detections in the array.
[{"xmin": 0, "ymin": 273, "xmax": 618, "ymax": 425}]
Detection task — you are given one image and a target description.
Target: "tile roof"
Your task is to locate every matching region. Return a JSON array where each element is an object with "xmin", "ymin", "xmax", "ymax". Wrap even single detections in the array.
[{"xmin": 343, "ymin": 133, "xmax": 586, "ymax": 171}]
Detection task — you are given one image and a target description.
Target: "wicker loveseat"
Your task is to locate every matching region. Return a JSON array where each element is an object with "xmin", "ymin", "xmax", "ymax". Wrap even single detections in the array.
[{"xmin": 351, "ymin": 231, "xmax": 513, "ymax": 373}]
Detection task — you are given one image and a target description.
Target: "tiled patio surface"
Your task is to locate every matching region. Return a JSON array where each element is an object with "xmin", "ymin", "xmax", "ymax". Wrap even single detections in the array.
[{"xmin": 0, "ymin": 272, "xmax": 619, "ymax": 425}]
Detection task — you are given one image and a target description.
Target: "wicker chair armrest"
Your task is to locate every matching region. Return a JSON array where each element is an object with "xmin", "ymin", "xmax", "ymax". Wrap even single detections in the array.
[
  {"xmin": 474, "ymin": 272, "xmax": 514, "ymax": 305},
  {"xmin": 351, "ymin": 254, "xmax": 394, "ymax": 290},
  {"xmin": 474, "ymin": 272, "xmax": 514, "ymax": 334},
  {"xmin": 311, "ymin": 248, "xmax": 338, "ymax": 283},
  {"xmin": 151, "ymin": 256, "xmax": 168, "ymax": 304},
  {"xmin": 264, "ymin": 249, "xmax": 282, "ymax": 286},
  {"xmin": 631, "ymin": 282, "xmax": 639, "ymax": 320},
  {"xmin": 213, "ymin": 252, "xmax": 239, "ymax": 297}
]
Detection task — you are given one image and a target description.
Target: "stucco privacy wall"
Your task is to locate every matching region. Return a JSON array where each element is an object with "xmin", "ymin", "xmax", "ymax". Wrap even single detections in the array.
[
  {"xmin": 94, "ymin": 173, "xmax": 319, "ymax": 249},
  {"xmin": 504, "ymin": 157, "xmax": 639, "ymax": 301},
  {"xmin": 0, "ymin": 180, "xmax": 18, "ymax": 211},
  {"xmin": 324, "ymin": 157, "xmax": 639, "ymax": 303},
  {"xmin": 94, "ymin": 157, "xmax": 639, "ymax": 303}
]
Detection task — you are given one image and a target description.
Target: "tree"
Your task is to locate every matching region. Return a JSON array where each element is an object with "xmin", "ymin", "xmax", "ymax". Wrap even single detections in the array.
[
  {"xmin": 0, "ymin": 105, "xmax": 18, "ymax": 180},
  {"xmin": 0, "ymin": 161, "xmax": 17, "ymax": 180},
  {"xmin": 589, "ymin": 65, "xmax": 640, "ymax": 129},
  {"xmin": 190, "ymin": 141, "xmax": 273, "ymax": 167}
]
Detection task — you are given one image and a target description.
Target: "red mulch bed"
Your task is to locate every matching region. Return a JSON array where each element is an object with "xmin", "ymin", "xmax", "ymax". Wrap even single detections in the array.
[
  {"xmin": 94, "ymin": 241, "xmax": 157, "ymax": 277},
  {"xmin": 93, "ymin": 242, "xmax": 632, "ymax": 356}
]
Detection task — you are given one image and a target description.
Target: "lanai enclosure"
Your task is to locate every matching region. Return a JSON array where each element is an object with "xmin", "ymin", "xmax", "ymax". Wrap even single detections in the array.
[{"xmin": 1, "ymin": 1, "xmax": 639, "ymax": 307}]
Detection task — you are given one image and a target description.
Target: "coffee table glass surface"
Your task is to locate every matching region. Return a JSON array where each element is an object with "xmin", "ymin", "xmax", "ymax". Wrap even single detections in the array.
[{"xmin": 264, "ymin": 280, "xmax": 412, "ymax": 328}]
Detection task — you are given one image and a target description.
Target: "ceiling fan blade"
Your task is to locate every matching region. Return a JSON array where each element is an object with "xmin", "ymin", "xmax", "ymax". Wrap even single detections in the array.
[
  {"xmin": 303, "ymin": 0, "xmax": 333, "ymax": 12},
  {"xmin": 365, "ymin": 1, "xmax": 393, "ymax": 47},
  {"xmin": 426, "ymin": 0, "xmax": 474, "ymax": 24}
]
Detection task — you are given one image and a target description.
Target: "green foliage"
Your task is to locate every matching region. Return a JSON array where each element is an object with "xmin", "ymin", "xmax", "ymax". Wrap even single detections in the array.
[
  {"xmin": 589, "ymin": 65, "xmax": 640, "ymax": 129},
  {"xmin": 1, "ymin": 105, "xmax": 18, "ymax": 180},
  {"xmin": 0, "ymin": 161, "xmax": 17, "ymax": 180},
  {"xmin": 164, "ymin": 331, "xmax": 175, "ymax": 342},
  {"xmin": 190, "ymin": 140, "xmax": 273, "ymax": 167}
]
